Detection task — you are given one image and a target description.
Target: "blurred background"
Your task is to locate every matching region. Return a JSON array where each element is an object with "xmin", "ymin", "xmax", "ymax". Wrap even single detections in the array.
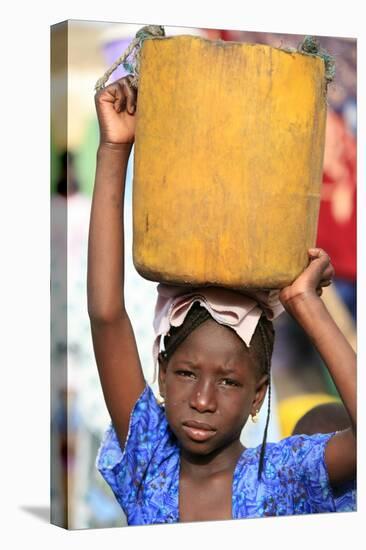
[{"xmin": 50, "ymin": 21, "xmax": 356, "ymax": 529}]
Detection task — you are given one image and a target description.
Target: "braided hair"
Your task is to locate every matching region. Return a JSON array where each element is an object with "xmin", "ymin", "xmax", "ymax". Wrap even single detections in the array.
[{"xmin": 160, "ymin": 301, "xmax": 275, "ymax": 480}]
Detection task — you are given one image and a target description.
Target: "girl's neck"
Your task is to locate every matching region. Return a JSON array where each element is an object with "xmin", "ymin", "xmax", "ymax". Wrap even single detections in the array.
[{"xmin": 180, "ymin": 438, "xmax": 245, "ymax": 479}]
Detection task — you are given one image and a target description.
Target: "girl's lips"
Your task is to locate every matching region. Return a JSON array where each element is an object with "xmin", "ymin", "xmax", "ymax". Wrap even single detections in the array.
[{"xmin": 182, "ymin": 422, "xmax": 217, "ymax": 442}]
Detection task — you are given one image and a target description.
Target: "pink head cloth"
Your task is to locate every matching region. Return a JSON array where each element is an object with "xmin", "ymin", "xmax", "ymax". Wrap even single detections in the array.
[{"xmin": 152, "ymin": 284, "xmax": 284, "ymax": 382}]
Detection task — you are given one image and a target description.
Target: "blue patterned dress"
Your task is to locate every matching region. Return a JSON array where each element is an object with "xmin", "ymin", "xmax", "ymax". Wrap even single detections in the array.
[{"xmin": 96, "ymin": 385, "xmax": 356, "ymax": 525}]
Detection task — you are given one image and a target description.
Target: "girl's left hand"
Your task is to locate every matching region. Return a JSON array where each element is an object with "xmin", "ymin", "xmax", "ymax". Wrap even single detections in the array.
[{"xmin": 279, "ymin": 248, "xmax": 335, "ymax": 312}]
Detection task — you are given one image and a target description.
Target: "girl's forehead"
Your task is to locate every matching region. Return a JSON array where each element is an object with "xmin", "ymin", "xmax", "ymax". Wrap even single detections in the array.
[
  {"xmin": 178, "ymin": 318, "xmax": 249, "ymax": 354},
  {"xmin": 169, "ymin": 319, "xmax": 258, "ymax": 375},
  {"xmin": 168, "ymin": 321, "xmax": 260, "ymax": 376},
  {"xmin": 170, "ymin": 343, "xmax": 256, "ymax": 375}
]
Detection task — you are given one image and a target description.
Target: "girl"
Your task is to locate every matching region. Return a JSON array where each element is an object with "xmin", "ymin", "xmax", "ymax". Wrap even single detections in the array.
[{"xmin": 88, "ymin": 75, "xmax": 356, "ymax": 525}]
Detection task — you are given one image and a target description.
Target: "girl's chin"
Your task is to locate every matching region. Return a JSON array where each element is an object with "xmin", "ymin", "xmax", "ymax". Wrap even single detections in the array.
[{"xmin": 179, "ymin": 432, "xmax": 223, "ymax": 456}]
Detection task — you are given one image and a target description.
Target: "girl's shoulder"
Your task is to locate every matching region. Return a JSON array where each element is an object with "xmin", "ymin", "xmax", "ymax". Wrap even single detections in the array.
[
  {"xmin": 96, "ymin": 383, "xmax": 179, "ymax": 520},
  {"xmin": 233, "ymin": 432, "xmax": 355, "ymax": 517},
  {"xmin": 97, "ymin": 383, "xmax": 169, "ymax": 468},
  {"xmin": 267, "ymin": 431, "xmax": 335, "ymax": 453},
  {"xmin": 238, "ymin": 432, "xmax": 336, "ymax": 474},
  {"xmin": 262, "ymin": 432, "xmax": 336, "ymax": 467}
]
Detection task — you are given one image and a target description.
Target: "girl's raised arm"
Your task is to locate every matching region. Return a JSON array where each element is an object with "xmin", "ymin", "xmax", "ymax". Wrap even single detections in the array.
[
  {"xmin": 280, "ymin": 248, "xmax": 356, "ymax": 486},
  {"xmin": 87, "ymin": 76, "xmax": 145, "ymax": 448}
]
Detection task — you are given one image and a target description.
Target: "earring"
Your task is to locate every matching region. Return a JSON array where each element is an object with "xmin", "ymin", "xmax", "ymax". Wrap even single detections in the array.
[
  {"xmin": 251, "ymin": 409, "xmax": 260, "ymax": 423},
  {"xmin": 157, "ymin": 394, "xmax": 165, "ymax": 407}
]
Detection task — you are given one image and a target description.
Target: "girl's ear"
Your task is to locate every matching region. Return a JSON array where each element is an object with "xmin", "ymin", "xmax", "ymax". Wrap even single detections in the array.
[
  {"xmin": 158, "ymin": 352, "xmax": 168, "ymax": 398},
  {"xmin": 251, "ymin": 374, "xmax": 269, "ymax": 416}
]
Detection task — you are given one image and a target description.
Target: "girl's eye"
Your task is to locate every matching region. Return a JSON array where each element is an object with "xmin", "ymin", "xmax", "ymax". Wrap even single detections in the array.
[
  {"xmin": 176, "ymin": 370, "xmax": 195, "ymax": 379},
  {"xmin": 221, "ymin": 378, "xmax": 239, "ymax": 387}
]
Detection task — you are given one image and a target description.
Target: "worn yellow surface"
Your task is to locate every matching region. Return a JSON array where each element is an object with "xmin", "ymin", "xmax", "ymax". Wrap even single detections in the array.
[{"xmin": 133, "ymin": 36, "xmax": 327, "ymax": 289}]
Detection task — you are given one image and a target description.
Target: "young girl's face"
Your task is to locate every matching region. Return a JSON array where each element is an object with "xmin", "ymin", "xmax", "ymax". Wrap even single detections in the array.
[{"xmin": 158, "ymin": 319, "xmax": 268, "ymax": 457}]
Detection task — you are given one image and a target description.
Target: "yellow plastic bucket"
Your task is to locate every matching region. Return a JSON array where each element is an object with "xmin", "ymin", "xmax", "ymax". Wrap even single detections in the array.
[{"xmin": 133, "ymin": 36, "xmax": 327, "ymax": 289}]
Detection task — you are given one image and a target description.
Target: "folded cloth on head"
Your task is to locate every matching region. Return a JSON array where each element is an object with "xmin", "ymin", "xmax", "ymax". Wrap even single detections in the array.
[{"xmin": 152, "ymin": 284, "xmax": 284, "ymax": 381}]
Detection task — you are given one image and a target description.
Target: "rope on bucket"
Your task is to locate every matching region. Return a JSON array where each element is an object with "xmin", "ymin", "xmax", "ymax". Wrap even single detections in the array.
[
  {"xmin": 297, "ymin": 35, "xmax": 336, "ymax": 84},
  {"xmin": 95, "ymin": 24, "xmax": 165, "ymax": 92}
]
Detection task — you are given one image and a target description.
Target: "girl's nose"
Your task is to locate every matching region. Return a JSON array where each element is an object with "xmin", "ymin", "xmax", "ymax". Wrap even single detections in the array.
[{"xmin": 189, "ymin": 380, "xmax": 217, "ymax": 413}]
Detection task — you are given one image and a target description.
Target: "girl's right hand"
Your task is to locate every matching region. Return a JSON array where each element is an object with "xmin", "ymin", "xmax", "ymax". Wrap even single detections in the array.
[{"xmin": 94, "ymin": 75, "xmax": 137, "ymax": 146}]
